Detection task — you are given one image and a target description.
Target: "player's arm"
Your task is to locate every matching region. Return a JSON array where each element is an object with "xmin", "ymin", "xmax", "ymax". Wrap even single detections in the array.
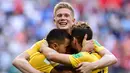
[
  {"xmin": 82, "ymin": 35, "xmax": 117, "ymax": 68},
  {"xmin": 77, "ymin": 38, "xmax": 117, "ymax": 71},
  {"xmin": 40, "ymin": 47, "xmax": 75, "ymax": 73},
  {"xmin": 12, "ymin": 41, "xmax": 43, "ymax": 73},
  {"xmin": 40, "ymin": 44, "xmax": 71, "ymax": 65},
  {"xmin": 12, "ymin": 52, "xmax": 42, "ymax": 73},
  {"xmin": 90, "ymin": 40, "xmax": 117, "ymax": 69},
  {"xmin": 92, "ymin": 47, "xmax": 117, "ymax": 69},
  {"xmin": 76, "ymin": 48, "xmax": 117, "ymax": 73}
]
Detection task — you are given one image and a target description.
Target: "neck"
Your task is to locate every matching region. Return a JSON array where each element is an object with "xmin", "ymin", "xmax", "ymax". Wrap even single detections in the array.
[{"xmin": 66, "ymin": 29, "xmax": 71, "ymax": 35}]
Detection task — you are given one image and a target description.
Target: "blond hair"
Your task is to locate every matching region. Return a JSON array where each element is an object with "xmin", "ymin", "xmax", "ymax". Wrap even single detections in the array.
[
  {"xmin": 54, "ymin": 2, "xmax": 74, "ymax": 17},
  {"xmin": 72, "ymin": 22, "xmax": 90, "ymax": 29}
]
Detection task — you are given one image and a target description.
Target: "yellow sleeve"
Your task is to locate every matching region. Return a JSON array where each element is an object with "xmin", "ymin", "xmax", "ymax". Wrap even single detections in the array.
[
  {"xmin": 50, "ymin": 61, "xmax": 59, "ymax": 67},
  {"xmin": 92, "ymin": 53, "xmax": 102, "ymax": 59},
  {"xmin": 29, "ymin": 52, "xmax": 54, "ymax": 73},
  {"xmin": 69, "ymin": 52, "xmax": 94, "ymax": 68},
  {"xmin": 69, "ymin": 55, "xmax": 80, "ymax": 67},
  {"xmin": 69, "ymin": 52, "xmax": 109, "ymax": 73},
  {"xmin": 93, "ymin": 40, "xmax": 104, "ymax": 52},
  {"xmin": 26, "ymin": 39, "xmax": 46, "ymax": 56}
]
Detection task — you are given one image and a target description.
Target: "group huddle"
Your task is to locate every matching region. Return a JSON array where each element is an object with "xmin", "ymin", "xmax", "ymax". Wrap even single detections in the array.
[{"xmin": 12, "ymin": 2, "xmax": 117, "ymax": 73}]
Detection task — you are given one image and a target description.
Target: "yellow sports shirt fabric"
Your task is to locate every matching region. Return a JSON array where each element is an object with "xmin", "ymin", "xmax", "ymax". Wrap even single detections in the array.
[{"xmin": 69, "ymin": 52, "xmax": 108, "ymax": 73}]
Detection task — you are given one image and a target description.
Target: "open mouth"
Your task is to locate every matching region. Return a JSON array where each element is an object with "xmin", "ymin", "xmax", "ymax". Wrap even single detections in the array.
[{"xmin": 59, "ymin": 22, "xmax": 67, "ymax": 27}]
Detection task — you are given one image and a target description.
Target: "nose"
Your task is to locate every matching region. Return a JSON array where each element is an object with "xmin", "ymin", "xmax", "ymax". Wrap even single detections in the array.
[{"xmin": 61, "ymin": 15, "xmax": 66, "ymax": 20}]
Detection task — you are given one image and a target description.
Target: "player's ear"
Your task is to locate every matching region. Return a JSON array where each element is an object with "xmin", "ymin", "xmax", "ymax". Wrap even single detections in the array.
[
  {"xmin": 74, "ymin": 37, "xmax": 79, "ymax": 44},
  {"xmin": 73, "ymin": 37, "xmax": 79, "ymax": 46},
  {"xmin": 73, "ymin": 37, "xmax": 76, "ymax": 44},
  {"xmin": 84, "ymin": 34, "xmax": 88, "ymax": 40},
  {"xmin": 72, "ymin": 18, "xmax": 75, "ymax": 25},
  {"xmin": 74, "ymin": 37, "xmax": 82, "ymax": 51},
  {"xmin": 72, "ymin": 18, "xmax": 75, "ymax": 22},
  {"xmin": 51, "ymin": 43, "xmax": 59, "ymax": 51},
  {"xmin": 53, "ymin": 18, "xmax": 55, "ymax": 22},
  {"xmin": 53, "ymin": 18, "xmax": 56, "ymax": 24}
]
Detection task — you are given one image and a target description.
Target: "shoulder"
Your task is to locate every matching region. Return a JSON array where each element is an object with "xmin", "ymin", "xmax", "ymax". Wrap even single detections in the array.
[
  {"xmin": 71, "ymin": 52, "xmax": 90, "ymax": 58},
  {"xmin": 36, "ymin": 39, "xmax": 47, "ymax": 45}
]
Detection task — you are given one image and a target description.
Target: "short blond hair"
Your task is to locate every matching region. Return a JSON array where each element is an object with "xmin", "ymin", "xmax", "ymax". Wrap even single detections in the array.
[
  {"xmin": 54, "ymin": 2, "xmax": 74, "ymax": 17},
  {"xmin": 72, "ymin": 22, "xmax": 90, "ymax": 30}
]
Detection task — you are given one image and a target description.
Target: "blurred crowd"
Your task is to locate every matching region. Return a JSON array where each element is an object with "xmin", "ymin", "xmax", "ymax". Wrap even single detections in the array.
[{"xmin": 0, "ymin": 0, "xmax": 130, "ymax": 73}]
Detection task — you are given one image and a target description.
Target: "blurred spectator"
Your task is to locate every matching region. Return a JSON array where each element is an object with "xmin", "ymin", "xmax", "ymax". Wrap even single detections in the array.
[
  {"xmin": 0, "ymin": 0, "xmax": 130, "ymax": 73},
  {"xmin": 121, "ymin": 14, "xmax": 130, "ymax": 32},
  {"xmin": 121, "ymin": 34, "xmax": 130, "ymax": 72}
]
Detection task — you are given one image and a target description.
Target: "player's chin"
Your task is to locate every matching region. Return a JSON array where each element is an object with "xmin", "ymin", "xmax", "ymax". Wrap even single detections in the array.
[{"xmin": 58, "ymin": 26, "xmax": 69, "ymax": 30}]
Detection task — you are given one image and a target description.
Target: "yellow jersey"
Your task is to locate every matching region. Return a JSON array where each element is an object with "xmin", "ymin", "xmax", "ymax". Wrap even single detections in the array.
[
  {"xmin": 69, "ymin": 52, "xmax": 108, "ymax": 73},
  {"xmin": 93, "ymin": 40, "xmax": 104, "ymax": 52},
  {"xmin": 69, "ymin": 40, "xmax": 108, "ymax": 73},
  {"xmin": 29, "ymin": 52, "xmax": 54, "ymax": 73},
  {"xmin": 26, "ymin": 39, "xmax": 46, "ymax": 56},
  {"xmin": 26, "ymin": 39, "xmax": 57, "ymax": 73}
]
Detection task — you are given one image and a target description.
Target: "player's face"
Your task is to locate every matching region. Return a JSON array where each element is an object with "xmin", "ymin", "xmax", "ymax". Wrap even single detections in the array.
[
  {"xmin": 71, "ymin": 38, "xmax": 82, "ymax": 52},
  {"xmin": 54, "ymin": 8, "xmax": 75, "ymax": 30},
  {"xmin": 57, "ymin": 38, "xmax": 71, "ymax": 53}
]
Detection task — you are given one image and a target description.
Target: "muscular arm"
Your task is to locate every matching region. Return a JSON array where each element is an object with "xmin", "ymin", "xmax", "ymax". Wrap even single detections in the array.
[
  {"xmin": 77, "ymin": 39, "xmax": 117, "ymax": 72},
  {"xmin": 40, "ymin": 45, "xmax": 76, "ymax": 73},
  {"xmin": 12, "ymin": 52, "xmax": 42, "ymax": 73},
  {"xmin": 92, "ymin": 48, "xmax": 117, "ymax": 69},
  {"xmin": 40, "ymin": 45, "xmax": 71, "ymax": 65},
  {"xmin": 91, "ymin": 40, "xmax": 117, "ymax": 69},
  {"xmin": 12, "ymin": 40, "xmax": 44, "ymax": 73}
]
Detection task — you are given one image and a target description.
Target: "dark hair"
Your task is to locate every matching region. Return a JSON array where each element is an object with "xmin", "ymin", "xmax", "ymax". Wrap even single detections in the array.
[
  {"xmin": 71, "ymin": 22, "xmax": 93, "ymax": 45},
  {"xmin": 46, "ymin": 29, "xmax": 72, "ymax": 45}
]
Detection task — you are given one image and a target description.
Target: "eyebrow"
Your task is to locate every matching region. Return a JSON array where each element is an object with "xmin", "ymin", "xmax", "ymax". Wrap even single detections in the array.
[{"xmin": 57, "ymin": 13, "xmax": 71, "ymax": 15}]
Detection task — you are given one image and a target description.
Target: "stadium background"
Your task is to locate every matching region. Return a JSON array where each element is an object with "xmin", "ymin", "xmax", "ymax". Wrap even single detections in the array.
[{"xmin": 0, "ymin": 0, "xmax": 130, "ymax": 73}]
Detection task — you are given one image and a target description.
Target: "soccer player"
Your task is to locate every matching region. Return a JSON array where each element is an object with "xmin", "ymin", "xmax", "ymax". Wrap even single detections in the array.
[
  {"xmin": 12, "ymin": 2, "xmax": 75, "ymax": 73},
  {"xmin": 40, "ymin": 22, "xmax": 117, "ymax": 73},
  {"xmin": 13, "ymin": 29, "xmax": 73, "ymax": 73},
  {"xmin": 12, "ymin": 2, "xmax": 117, "ymax": 73}
]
